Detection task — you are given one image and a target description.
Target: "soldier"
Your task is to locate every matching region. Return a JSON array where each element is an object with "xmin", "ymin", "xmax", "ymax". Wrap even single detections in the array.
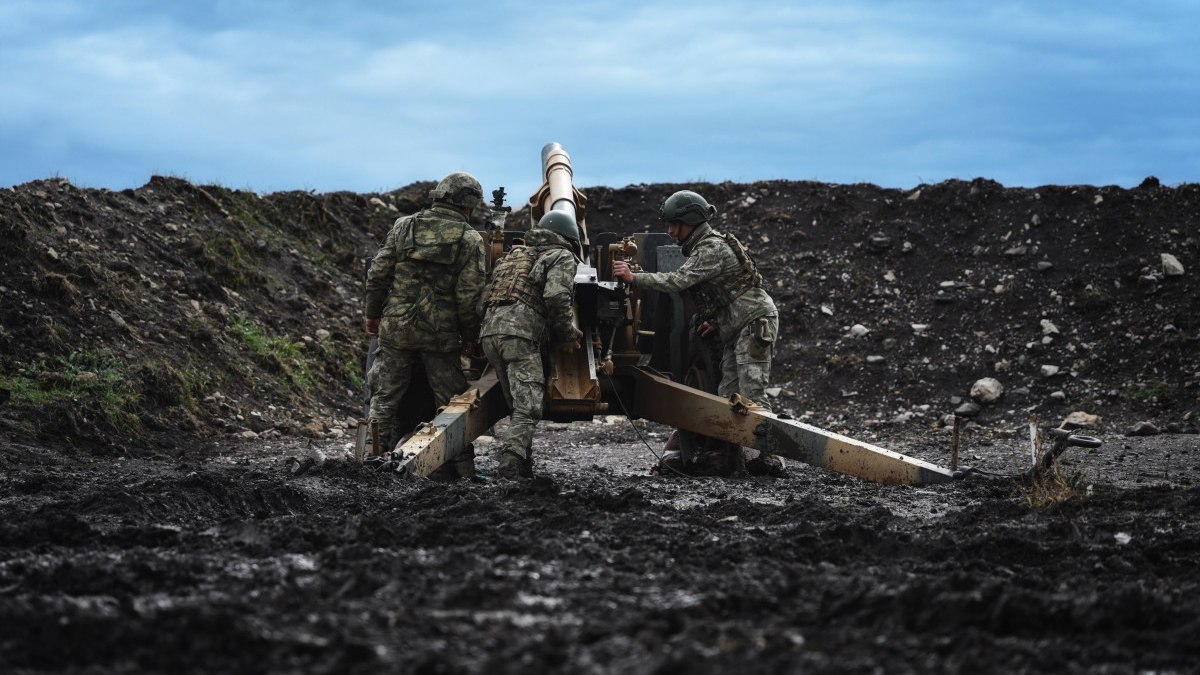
[
  {"xmin": 480, "ymin": 210, "xmax": 583, "ymax": 479},
  {"xmin": 611, "ymin": 190, "xmax": 785, "ymax": 476},
  {"xmin": 363, "ymin": 172, "xmax": 487, "ymax": 476}
]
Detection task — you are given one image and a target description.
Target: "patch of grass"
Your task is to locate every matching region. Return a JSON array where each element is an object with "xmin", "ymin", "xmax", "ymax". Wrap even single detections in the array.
[
  {"xmin": 1022, "ymin": 461, "xmax": 1090, "ymax": 509},
  {"xmin": 0, "ymin": 351, "xmax": 141, "ymax": 432},
  {"xmin": 198, "ymin": 233, "xmax": 266, "ymax": 290},
  {"xmin": 180, "ymin": 365, "xmax": 212, "ymax": 405},
  {"xmin": 1121, "ymin": 380, "xmax": 1177, "ymax": 407},
  {"xmin": 342, "ymin": 350, "xmax": 365, "ymax": 390},
  {"xmin": 1016, "ymin": 426, "xmax": 1092, "ymax": 508},
  {"xmin": 134, "ymin": 361, "xmax": 200, "ymax": 413},
  {"xmin": 1077, "ymin": 286, "xmax": 1112, "ymax": 309},
  {"xmin": 230, "ymin": 192, "xmax": 336, "ymax": 266},
  {"xmin": 229, "ymin": 316, "xmax": 315, "ymax": 392}
]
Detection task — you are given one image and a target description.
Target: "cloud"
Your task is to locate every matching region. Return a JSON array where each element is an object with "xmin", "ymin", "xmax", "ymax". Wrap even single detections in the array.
[{"xmin": 2, "ymin": 0, "xmax": 1198, "ymax": 195}]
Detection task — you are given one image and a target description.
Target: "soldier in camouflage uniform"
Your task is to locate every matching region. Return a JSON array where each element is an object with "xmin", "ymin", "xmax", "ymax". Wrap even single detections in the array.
[
  {"xmin": 480, "ymin": 211, "xmax": 583, "ymax": 479},
  {"xmin": 363, "ymin": 172, "xmax": 487, "ymax": 475},
  {"xmin": 612, "ymin": 190, "xmax": 785, "ymax": 476}
]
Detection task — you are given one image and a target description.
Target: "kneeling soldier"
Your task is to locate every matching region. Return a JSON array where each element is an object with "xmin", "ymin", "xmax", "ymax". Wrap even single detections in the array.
[{"xmin": 612, "ymin": 190, "xmax": 785, "ymax": 476}]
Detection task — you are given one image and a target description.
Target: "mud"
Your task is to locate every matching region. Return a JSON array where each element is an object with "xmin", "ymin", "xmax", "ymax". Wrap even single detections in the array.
[{"xmin": 2, "ymin": 423, "xmax": 1198, "ymax": 673}]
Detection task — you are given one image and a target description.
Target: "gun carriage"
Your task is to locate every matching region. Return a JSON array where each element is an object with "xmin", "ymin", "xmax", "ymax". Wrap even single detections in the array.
[{"xmin": 361, "ymin": 143, "xmax": 961, "ymax": 485}]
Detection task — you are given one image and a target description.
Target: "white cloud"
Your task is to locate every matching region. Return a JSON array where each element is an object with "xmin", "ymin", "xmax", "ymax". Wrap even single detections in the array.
[{"xmin": 2, "ymin": 0, "xmax": 1198, "ymax": 193}]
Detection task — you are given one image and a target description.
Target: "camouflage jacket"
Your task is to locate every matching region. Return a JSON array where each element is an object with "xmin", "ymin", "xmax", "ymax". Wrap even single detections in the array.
[
  {"xmin": 632, "ymin": 222, "xmax": 777, "ymax": 343},
  {"xmin": 480, "ymin": 229, "xmax": 578, "ymax": 345},
  {"xmin": 364, "ymin": 204, "xmax": 486, "ymax": 352}
]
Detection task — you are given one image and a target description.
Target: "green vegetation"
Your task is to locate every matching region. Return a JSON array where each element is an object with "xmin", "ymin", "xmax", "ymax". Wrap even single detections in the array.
[
  {"xmin": 1121, "ymin": 380, "xmax": 1177, "ymax": 407},
  {"xmin": 229, "ymin": 315, "xmax": 315, "ymax": 392},
  {"xmin": 0, "ymin": 351, "xmax": 141, "ymax": 432},
  {"xmin": 342, "ymin": 350, "xmax": 365, "ymax": 390},
  {"xmin": 199, "ymin": 234, "xmax": 255, "ymax": 288},
  {"xmin": 180, "ymin": 365, "xmax": 212, "ymax": 407},
  {"xmin": 1022, "ymin": 462, "xmax": 1090, "ymax": 509},
  {"xmin": 231, "ymin": 191, "xmax": 334, "ymax": 267},
  {"xmin": 131, "ymin": 360, "xmax": 207, "ymax": 415},
  {"xmin": 1015, "ymin": 430, "xmax": 1092, "ymax": 509},
  {"xmin": 1077, "ymin": 286, "xmax": 1112, "ymax": 309}
]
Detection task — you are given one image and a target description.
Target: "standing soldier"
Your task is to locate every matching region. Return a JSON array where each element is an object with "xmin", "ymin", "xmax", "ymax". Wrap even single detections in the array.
[
  {"xmin": 363, "ymin": 172, "xmax": 487, "ymax": 476},
  {"xmin": 611, "ymin": 190, "xmax": 784, "ymax": 476},
  {"xmin": 480, "ymin": 211, "xmax": 583, "ymax": 479}
]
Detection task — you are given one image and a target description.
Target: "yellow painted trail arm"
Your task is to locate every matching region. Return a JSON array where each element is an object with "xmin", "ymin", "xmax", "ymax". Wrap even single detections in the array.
[
  {"xmin": 396, "ymin": 371, "xmax": 509, "ymax": 477},
  {"xmin": 622, "ymin": 365, "xmax": 959, "ymax": 485}
]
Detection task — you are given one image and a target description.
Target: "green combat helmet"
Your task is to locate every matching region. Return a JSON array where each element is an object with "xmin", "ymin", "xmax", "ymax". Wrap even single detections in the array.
[
  {"xmin": 658, "ymin": 190, "xmax": 716, "ymax": 226},
  {"xmin": 536, "ymin": 210, "xmax": 579, "ymax": 242},
  {"xmin": 430, "ymin": 172, "xmax": 484, "ymax": 210}
]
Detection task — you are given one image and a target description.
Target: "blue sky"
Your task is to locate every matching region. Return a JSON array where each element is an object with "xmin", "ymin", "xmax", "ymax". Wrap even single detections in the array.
[{"xmin": 2, "ymin": 1, "xmax": 1196, "ymax": 201}]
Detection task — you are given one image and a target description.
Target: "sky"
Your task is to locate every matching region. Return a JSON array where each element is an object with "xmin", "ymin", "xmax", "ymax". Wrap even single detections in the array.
[{"xmin": 2, "ymin": 0, "xmax": 1197, "ymax": 202}]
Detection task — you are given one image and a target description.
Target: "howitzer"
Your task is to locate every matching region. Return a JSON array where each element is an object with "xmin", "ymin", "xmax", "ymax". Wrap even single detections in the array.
[{"xmin": 387, "ymin": 142, "xmax": 960, "ymax": 485}]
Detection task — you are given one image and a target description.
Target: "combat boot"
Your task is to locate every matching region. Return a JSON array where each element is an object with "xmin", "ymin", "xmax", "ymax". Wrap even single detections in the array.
[
  {"xmin": 693, "ymin": 442, "xmax": 746, "ymax": 477},
  {"xmin": 495, "ymin": 450, "xmax": 533, "ymax": 479},
  {"xmin": 651, "ymin": 450, "xmax": 691, "ymax": 477},
  {"xmin": 369, "ymin": 421, "xmax": 394, "ymax": 459},
  {"xmin": 745, "ymin": 450, "xmax": 787, "ymax": 477}
]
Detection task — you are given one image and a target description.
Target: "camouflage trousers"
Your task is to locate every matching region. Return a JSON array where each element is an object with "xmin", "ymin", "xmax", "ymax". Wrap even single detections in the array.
[
  {"xmin": 367, "ymin": 344, "xmax": 468, "ymax": 440},
  {"xmin": 481, "ymin": 335, "xmax": 544, "ymax": 460},
  {"xmin": 718, "ymin": 314, "xmax": 777, "ymax": 410}
]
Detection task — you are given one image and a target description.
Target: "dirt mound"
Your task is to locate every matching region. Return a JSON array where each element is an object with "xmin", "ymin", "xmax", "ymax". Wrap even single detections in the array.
[
  {"xmin": 4, "ymin": 175, "xmax": 1198, "ymax": 452},
  {"xmin": 1, "ymin": 176, "xmax": 434, "ymax": 451},
  {"xmin": 3, "ymin": 172, "xmax": 1200, "ymax": 672},
  {"xmin": 579, "ymin": 178, "xmax": 1200, "ymax": 437}
]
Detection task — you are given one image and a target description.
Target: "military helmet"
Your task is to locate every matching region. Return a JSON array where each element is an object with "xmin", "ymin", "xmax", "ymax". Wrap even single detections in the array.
[
  {"xmin": 658, "ymin": 190, "xmax": 716, "ymax": 226},
  {"xmin": 536, "ymin": 210, "xmax": 579, "ymax": 242},
  {"xmin": 430, "ymin": 172, "xmax": 484, "ymax": 209}
]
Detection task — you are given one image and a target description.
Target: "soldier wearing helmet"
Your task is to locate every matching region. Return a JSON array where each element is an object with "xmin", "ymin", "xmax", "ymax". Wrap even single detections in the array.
[
  {"xmin": 479, "ymin": 210, "xmax": 584, "ymax": 479},
  {"xmin": 427, "ymin": 171, "xmax": 488, "ymax": 211},
  {"xmin": 363, "ymin": 172, "xmax": 488, "ymax": 475},
  {"xmin": 612, "ymin": 190, "xmax": 784, "ymax": 476}
]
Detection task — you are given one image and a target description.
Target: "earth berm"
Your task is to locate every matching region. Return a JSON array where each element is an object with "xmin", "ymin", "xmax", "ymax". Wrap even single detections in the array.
[{"xmin": 1, "ymin": 174, "xmax": 1197, "ymax": 673}]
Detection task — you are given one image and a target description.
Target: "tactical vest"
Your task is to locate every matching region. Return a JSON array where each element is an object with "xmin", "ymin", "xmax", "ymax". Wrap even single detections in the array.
[
  {"xmin": 483, "ymin": 245, "xmax": 547, "ymax": 316},
  {"xmin": 688, "ymin": 230, "xmax": 764, "ymax": 317}
]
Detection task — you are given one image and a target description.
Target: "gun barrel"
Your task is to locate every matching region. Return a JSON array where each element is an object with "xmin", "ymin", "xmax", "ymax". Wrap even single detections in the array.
[
  {"xmin": 531, "ymin": 142, "xmax": 588, "ymax": 248},
  {"xmin": 541, "ymin": 142, "xmax": 577, "ymax": 220}
]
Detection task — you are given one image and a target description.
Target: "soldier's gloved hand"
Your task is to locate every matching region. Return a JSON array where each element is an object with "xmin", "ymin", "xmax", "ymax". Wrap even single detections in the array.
[
  {"xmin": 561, "ymin": 328, "xmax": 584, "ymax": 352},
  {"xmin": 364, "ymin": 318, "xmax": 380, "ymax": 337}
]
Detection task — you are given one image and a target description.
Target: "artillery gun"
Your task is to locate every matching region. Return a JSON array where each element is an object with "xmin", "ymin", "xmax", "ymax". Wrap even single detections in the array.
[{"xmin": 364, "ymin": 143, "xmax": 962, "ymax": 485}]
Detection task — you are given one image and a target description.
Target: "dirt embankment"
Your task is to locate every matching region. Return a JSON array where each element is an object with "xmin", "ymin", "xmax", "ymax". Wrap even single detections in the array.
[
  {"xmin": 3, "ymin": 175, "xmax": 1199, "ymax": 452},
  {"xmin": 2, "ymin": 173, "xmax": 1200, "ymax": 673},
  {"xmin": 1, "ymin": 176, "xmax": 429, "ymax": 451},
  {"xmin": 582, "ymin": 178, "xmax": 1200, "ymax": 437}
]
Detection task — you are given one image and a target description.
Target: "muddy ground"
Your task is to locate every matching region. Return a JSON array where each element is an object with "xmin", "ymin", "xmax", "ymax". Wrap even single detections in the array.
[
  {"xmin": 1, "ymin": 421, "xmax": 1198, "ymax": 673},
  {"xmin": 2, "ymin": 169, "xmax": 1200, "ymax": 672}
]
